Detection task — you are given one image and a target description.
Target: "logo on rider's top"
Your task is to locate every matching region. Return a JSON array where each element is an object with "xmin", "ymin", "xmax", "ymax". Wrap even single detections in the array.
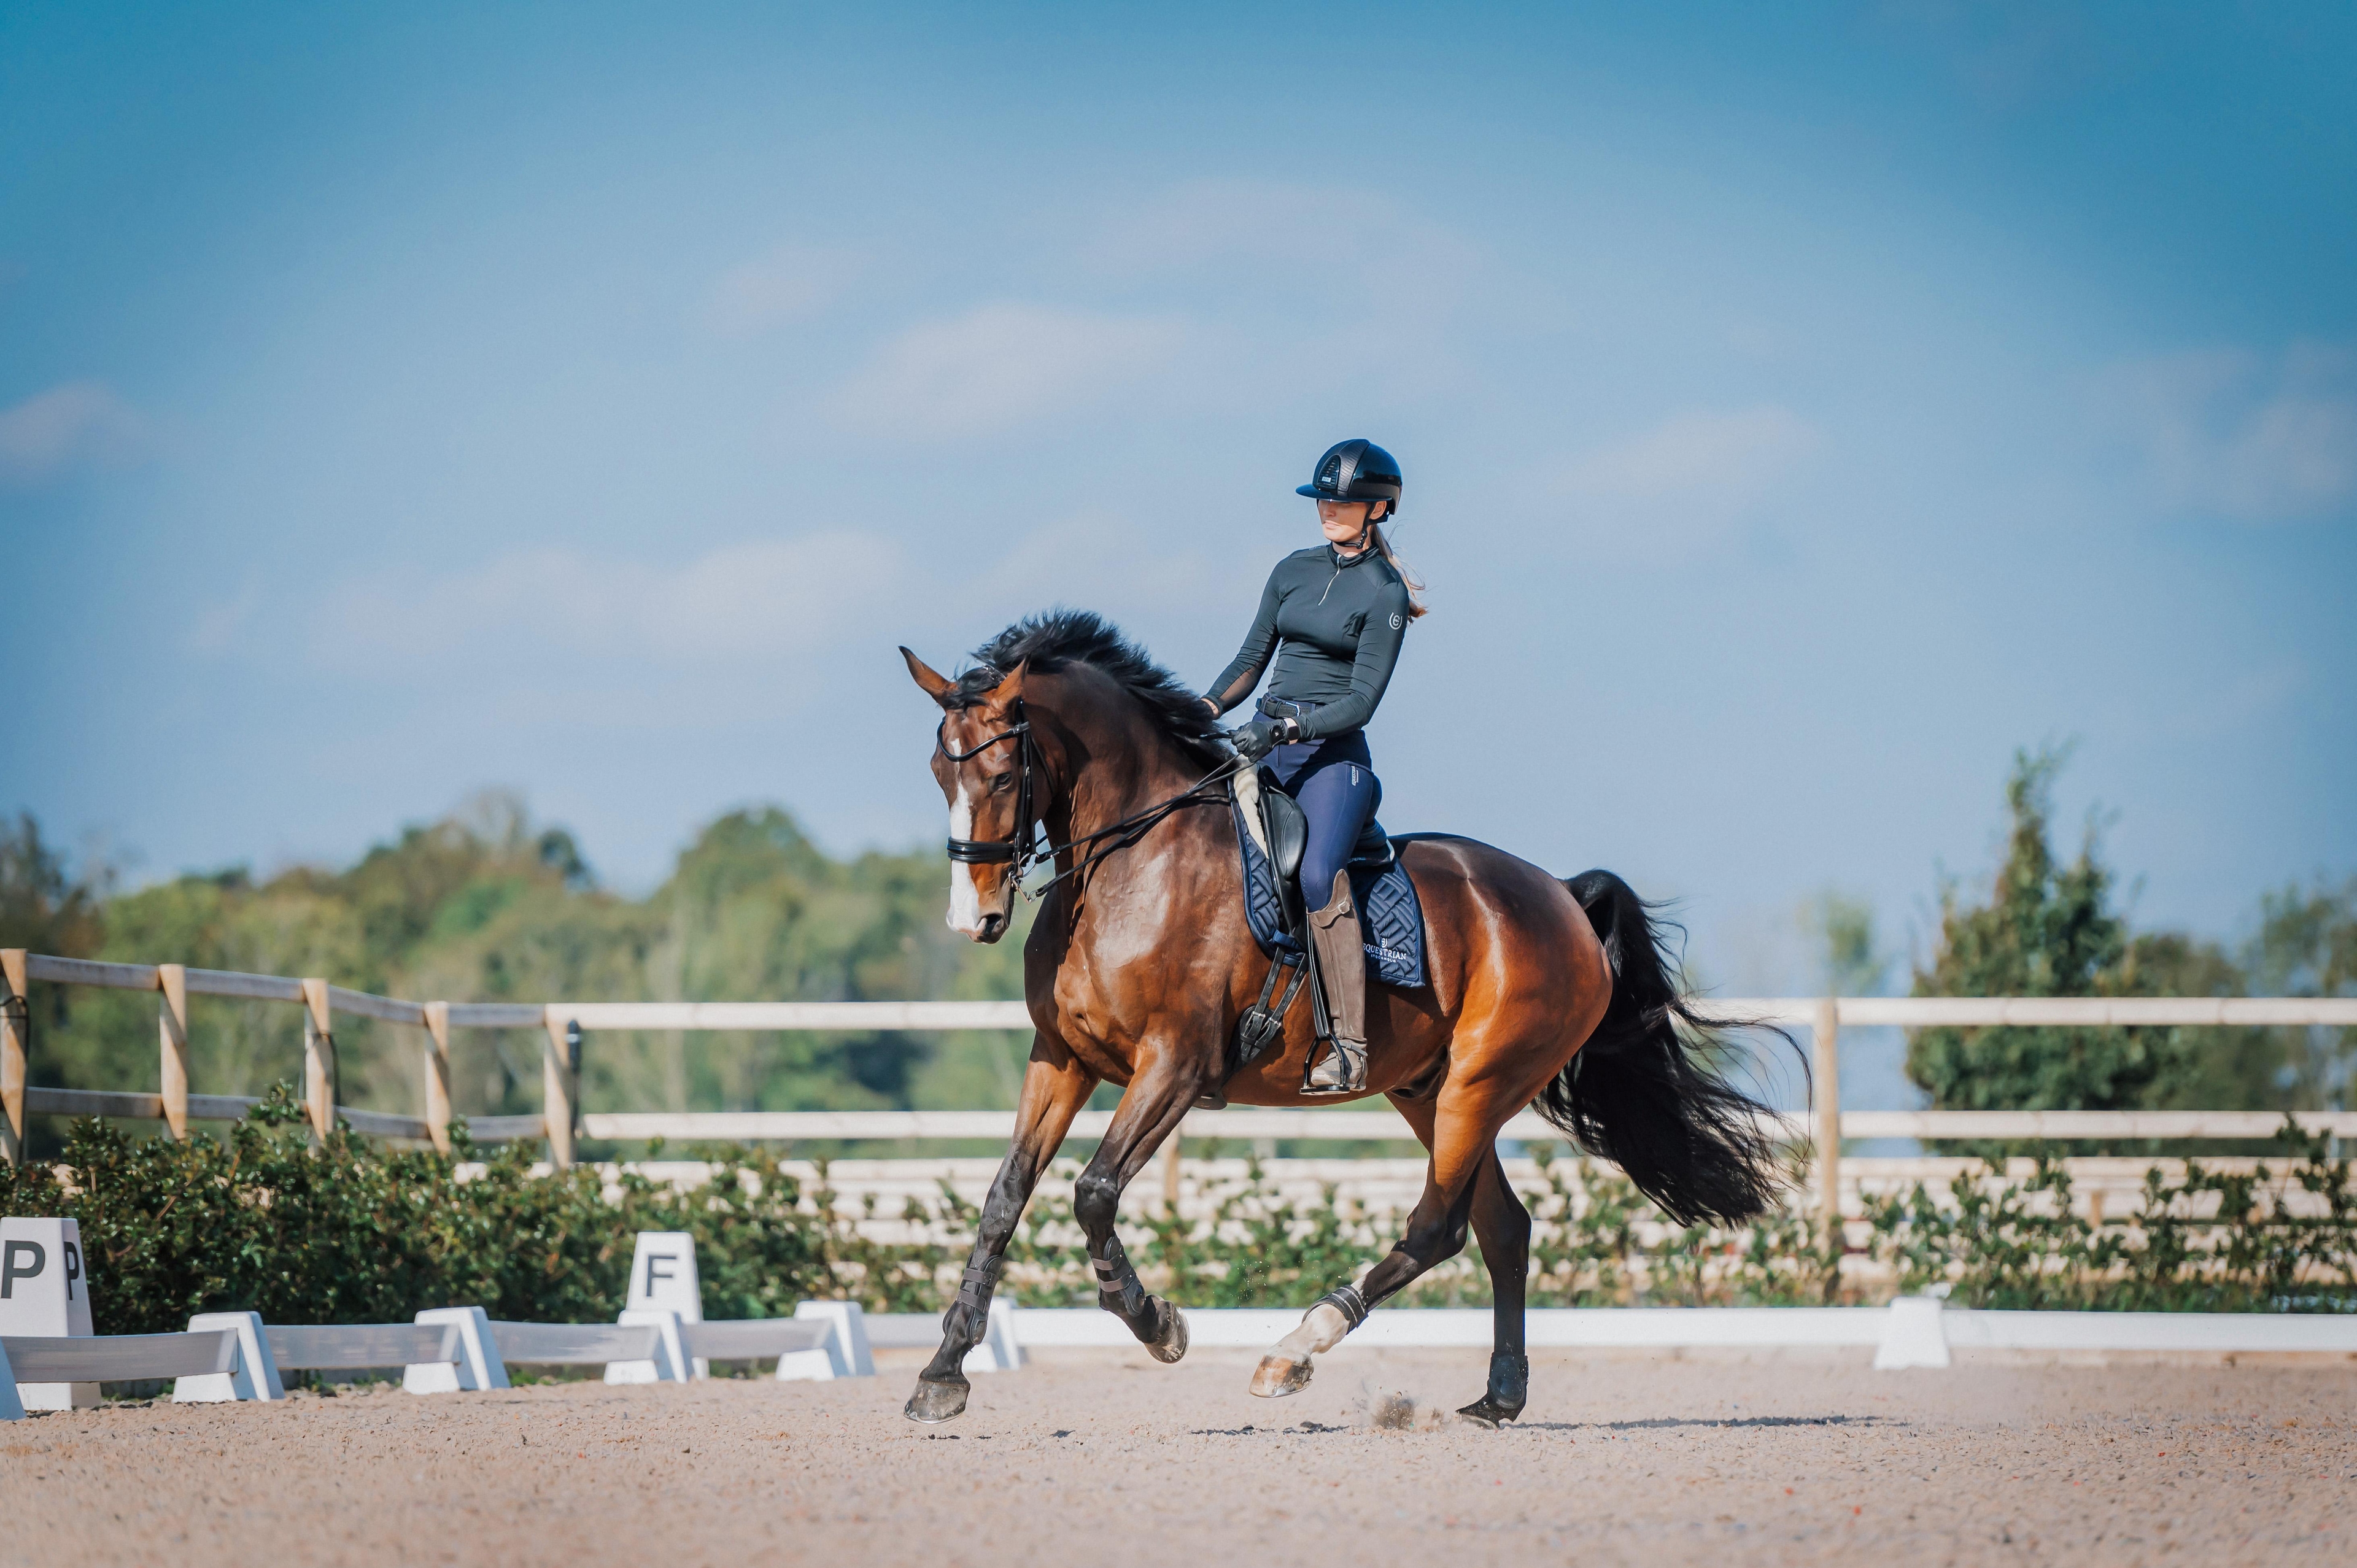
[{"xmin": 1389, "ymin": 612, "xmax": 1404, "ymax": 630}]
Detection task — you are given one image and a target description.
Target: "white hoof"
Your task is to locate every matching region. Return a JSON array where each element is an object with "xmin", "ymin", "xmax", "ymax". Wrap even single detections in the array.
[
  {"xmin": 1246, "ymin": 1301, "xmax": 1351, "ymax": 1399},
  {"xmin": 1250, "ymin": 1354, "xmax": 1313, "ymax": 1397}
]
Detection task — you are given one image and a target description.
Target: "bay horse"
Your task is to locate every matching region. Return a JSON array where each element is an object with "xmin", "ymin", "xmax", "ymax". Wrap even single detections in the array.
[{"xmin": 899, "ymin": 610, "xmax": 1786, "ymax": 1425}]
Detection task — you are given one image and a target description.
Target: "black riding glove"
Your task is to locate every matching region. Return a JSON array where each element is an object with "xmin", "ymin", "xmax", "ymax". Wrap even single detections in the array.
[{"xmin": 1231, "ymin": 717, "xmax": 1297, "ymax": 761}]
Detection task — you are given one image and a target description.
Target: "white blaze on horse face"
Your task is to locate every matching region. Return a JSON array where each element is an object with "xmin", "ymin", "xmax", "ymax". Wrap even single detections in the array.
[{"xmin": 946, "ymin": 782, "xmax": 985, "ymax": 937}]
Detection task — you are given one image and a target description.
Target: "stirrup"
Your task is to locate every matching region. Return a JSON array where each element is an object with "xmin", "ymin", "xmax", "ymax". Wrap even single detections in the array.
[{"xmin": 1302, "ymin": 1038, "xmax": 1367, "ymax": 1095}]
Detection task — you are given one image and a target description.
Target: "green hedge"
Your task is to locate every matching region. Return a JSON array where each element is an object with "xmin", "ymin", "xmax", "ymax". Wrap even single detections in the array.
[
  {"xmin": 956, "ymin": 1132, "xmax": 2354, "ymax": 1312},
  {"xmin": 0, "ymin": 1086, "xmax": 829, "ymax": 1334},
  {"xmin": 4, "ymin": 1089, "xmax": 2351, "ymax": 1333}
]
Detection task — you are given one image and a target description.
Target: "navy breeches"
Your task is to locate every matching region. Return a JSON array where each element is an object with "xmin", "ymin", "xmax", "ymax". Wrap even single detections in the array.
[{"xmin": 1266, "ymin": 730, "xmax": 1379, "ymax": 906}]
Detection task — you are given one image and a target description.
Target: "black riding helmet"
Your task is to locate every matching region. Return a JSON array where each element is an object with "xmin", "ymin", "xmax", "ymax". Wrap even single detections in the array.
[{"xmin": 1297, "ymin": 439, "xmax": 1403, "ymax": 513}]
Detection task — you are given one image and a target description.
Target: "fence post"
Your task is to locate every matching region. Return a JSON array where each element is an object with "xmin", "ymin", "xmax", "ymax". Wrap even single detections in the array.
[
  {"xmin": 541, "ymin": 1009, "xmax": 576, "ymax": 1168},
  {"xmin": 157, "ymin": 964, "xmax": 190, "ymax": 1140},
  {"xmin": 1161, "ymin": 1135, "xmax": 1182, "ymax": 1217},
  {"xmin": 422, "ymin": 1002, "xmax": 453, "ymax": 1155},
  {"xmin": 301, "ymin": 978, "xmax": 337, "ymax": 1143},
  {"xmin": 1, "ymin": 949, "xmax": 27, "ymax": 1167},
  {"xmin": 1814, "ymin": 996, "xmax": 1841, "ymax": 1252}
]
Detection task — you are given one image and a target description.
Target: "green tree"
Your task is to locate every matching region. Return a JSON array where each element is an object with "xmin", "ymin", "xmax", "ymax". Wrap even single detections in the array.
[
  {"xmin": 0, "ymin": 813, "xmax": 104, "ymax": 959},
  {"xmin": 2119, "ymin": 928, "xmax": 2259, "ymax": 1111},
  {"xmin": 2243, "ymin": 878, "xmax": 2357, "ymax": 1110},
  {"xmin": 1803, "ymin": 890, "xmax": 1886, "ymax": 997},
  {"xmin": 0, "ymin": 813, "xmax": 106, "ymax": 1049},
  {"xmin": 1906, "ymin": 748, "xmax": 2187, "ymax": 1110},
  {"xmin": 13, "ymin": 792, "xmax": 1034, "ymax": 1151}
]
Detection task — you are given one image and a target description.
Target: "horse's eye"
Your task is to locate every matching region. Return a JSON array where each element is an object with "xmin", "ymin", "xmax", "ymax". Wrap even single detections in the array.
[{"xmin": 988, "ymin": 773, "xmax": 1015, "ymax": 794}]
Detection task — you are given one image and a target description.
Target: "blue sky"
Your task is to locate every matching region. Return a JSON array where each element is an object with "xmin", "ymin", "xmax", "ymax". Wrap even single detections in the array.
[{"xmin": 5, "ymin": 2, "xmax": 2353, "ymax": 1021}]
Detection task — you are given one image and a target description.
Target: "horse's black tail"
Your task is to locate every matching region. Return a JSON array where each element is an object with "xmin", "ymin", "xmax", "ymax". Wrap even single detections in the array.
[{"xmin": 1533, "ymin": 870, "xmax": 1794, "ymax": 1227}]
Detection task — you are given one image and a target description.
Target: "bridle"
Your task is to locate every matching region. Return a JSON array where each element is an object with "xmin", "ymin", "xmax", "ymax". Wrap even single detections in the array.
[
  {"xmin": 937, "ymin": 698, "xmax": 1241, "ymax": 902},
  {"xmin": 939, "ymin": 703, "xmax": 1043, "ymax": 876}
]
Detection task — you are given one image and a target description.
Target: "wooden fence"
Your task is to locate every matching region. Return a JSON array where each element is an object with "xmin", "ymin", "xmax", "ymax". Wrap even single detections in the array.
[{"xmin": 5, "ymin": 948, "xmax": 2353, "ymax": 1236}]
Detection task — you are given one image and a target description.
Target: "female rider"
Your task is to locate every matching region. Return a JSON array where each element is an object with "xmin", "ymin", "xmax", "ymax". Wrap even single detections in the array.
[{"xmin": 1203, "ymin": 439, "xmax": 1426, "ymax": 1094}]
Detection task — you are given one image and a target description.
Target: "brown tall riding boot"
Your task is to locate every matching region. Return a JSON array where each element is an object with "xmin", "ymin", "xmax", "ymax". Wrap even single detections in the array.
[{"xmin": 1305, "ymin": 870, "xmax": 1369, "ymax": 1094}]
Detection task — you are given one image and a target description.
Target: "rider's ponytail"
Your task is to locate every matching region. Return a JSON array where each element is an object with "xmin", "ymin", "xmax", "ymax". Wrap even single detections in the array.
[{"xmin": 1368, "ymin": 522, "xmax": 1429, "ymax": 619}]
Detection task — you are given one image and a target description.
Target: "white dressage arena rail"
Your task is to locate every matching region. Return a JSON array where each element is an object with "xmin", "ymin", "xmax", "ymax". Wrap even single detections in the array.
[
  {"xmin": 985, "ymin": 1301, "xmax": 2357, "ymax": 1369},
  {"xmin": 0, "ymin": 1300, "xmax": 881, "ymax": 1417},
  {"xmin": 0, "ymin": 1329, "xmax": 239, "ymax": 1384},
  {"xmin": 575, "ymin": 1106, "xmax": 2357, "ymax": 1142},
  {"xmin": 7, "ymin": 1299, "xmax": 2350, "ymax": 1420}
]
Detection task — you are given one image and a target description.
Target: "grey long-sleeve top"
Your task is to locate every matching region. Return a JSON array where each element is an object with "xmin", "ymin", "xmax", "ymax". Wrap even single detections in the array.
[{"xmin": 1204, "ymin": 544, "xmax": 1412, "ymax": 741}]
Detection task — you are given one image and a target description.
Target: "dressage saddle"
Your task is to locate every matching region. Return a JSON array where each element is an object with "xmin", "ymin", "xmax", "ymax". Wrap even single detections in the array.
[
  {"xmin": 1207, "ymin": 769, "xmax": 1402, "ymax": 1106},
  {"xmin": 1256, "ymin": 776, "xmax": 1394, "ymax": 946}
]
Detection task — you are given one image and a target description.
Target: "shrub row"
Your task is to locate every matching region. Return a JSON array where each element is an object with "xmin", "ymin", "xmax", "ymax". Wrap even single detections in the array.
[
  {"xmin": 3, "ymin": 1087, "xmax": 2350, "ymax": 1333},
  {"xmin": 913, "ymin": 1132, "xmax": 2355, "ymax": 1313},
  {"xmin": 0, "ymin": 1086, "xmax": 828, "ymax": 1334}
]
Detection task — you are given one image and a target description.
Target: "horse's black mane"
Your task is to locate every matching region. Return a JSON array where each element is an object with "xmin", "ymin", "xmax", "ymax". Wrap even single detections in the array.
[{"xmin": 950, "ymin": 608, "xmax": 1228, "ymax": 768}]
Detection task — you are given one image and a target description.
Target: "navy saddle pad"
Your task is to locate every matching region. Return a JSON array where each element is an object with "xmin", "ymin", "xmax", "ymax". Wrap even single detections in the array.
[{"xmin": 1231, "ymin": 789, "xmax": 1428, "ymax": 989}]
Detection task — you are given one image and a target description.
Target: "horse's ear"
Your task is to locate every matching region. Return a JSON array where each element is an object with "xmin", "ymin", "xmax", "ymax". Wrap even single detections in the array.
[
  {"xmin": 984, "ymin": 660, "xmax": 1028, "ymax": 705},
  {"xmin": 901, "ymin": 646, "xmax": 956, "ymax": 706}
]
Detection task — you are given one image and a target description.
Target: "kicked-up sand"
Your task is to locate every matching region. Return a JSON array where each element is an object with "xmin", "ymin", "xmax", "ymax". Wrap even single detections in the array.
[{"xmin": 4, "ymin": 1345, "xmax": 2352, "ymax": 1566}]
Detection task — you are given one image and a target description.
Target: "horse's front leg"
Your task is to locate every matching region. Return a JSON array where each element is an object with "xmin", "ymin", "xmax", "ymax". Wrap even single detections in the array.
[
  {"xmin": 905, "ymin": 1035, "xmax": 1096, "ymax": 1424},
  {"xmin": 1072, "ymin": 1051, "xmax": 1199, "ymax": 1364}
]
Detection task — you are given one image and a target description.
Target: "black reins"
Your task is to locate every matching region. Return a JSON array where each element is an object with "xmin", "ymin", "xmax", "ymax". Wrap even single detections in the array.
[{"xmin": 937, "ymin": 698, "xmax": 1240, "ymax": 900}]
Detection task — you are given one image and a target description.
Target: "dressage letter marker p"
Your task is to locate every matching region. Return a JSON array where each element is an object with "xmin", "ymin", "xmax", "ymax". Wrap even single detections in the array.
[
  {"xmin": 0, "ymin": 1217, "xmax": 98, "ymax": 1409},
  {"xmin": 1, "ymin": 1239, "xmax": 41, "ymax": 1298}
]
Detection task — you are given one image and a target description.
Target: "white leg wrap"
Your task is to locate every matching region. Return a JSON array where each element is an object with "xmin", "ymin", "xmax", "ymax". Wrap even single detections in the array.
[{"xmin": 1274, "ymin": 1302, "xmax": 1350, "ymax": 1361}]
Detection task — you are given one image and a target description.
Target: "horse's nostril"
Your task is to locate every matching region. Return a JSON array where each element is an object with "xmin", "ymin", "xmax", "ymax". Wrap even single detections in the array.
[{"xmin": 977, "ymin": 913, "xmax": 1007, "ymax": 943}]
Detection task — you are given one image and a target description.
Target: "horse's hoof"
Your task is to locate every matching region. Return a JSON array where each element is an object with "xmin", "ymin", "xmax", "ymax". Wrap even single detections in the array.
[
  {"xmin": 1146, "ymin": 1300, "xmax": 1190, "ymax": 1365},
  {"xmin": 1249, "ymin": 1354, "xmax": 1313, "ymax": 1398},
  {"xmin": 903, "ymin": 1377, "xmax": 969, "ymax": 1424},
  {"xmin": 1457, "ymin": 1350, "xmax": 1528, "ymax": 1427},
  {"xmin": 1455, "ymin": 1395, "xmax": 1522, "ymax": 1428}
]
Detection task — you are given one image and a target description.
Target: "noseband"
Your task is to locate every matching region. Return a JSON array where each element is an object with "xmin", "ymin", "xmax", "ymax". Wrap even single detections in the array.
[
  {"xmin": 936, "ymin": 698, "xmax": 1242, "ymax": 903},
  {"xmin": 939, "ymin": 702, "xmax": 1045, "ymax": 879}
]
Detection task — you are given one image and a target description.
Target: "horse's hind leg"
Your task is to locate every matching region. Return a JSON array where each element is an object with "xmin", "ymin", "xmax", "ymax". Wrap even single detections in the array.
[
  {"xmin": 1251, "ymin": 1091, "xmax": 1486, "ymax": 1399},
  {"xmin": 1457, "ymin": 1151, "xmax": 1531, "ymax": 1426}
]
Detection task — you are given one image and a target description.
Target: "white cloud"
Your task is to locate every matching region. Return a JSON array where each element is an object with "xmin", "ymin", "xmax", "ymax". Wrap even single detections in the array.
[
  {"xmin": 295, "ymin": 513, "xmax": 1239, "ymax": 701},
  {"xmin": 1565, "ymin": 404, "xmax": 1819, "ymax": 501},
  {"xmin": 702, "ymin": 243, "xmax": 864, "ymax": 337},
  {"xmin": 1086, "ymin": 178, "xmax": 1484, "ymax": 335},
  {"xmin": 2105, "ymin": 343, "xmax": 2357, "ymax": 521},
  {"xmin": 1550, "ymin": 405, "xmax": 1821, "ymax": 562},
  {"xmin": 1085, "ymin": 179, "xmax": 1334, "ymax": 277},
  {"xmin": 0, "ymin": 380, "xmax": 148, "ymax": 485},
  {"xmin": 975, "ymin": 510, "xmax": 1247, "ymax": 614},
  {"xmin": 322, "ymin": 531, "xmax": 910, "ymax": 671},
  {"xmin": 832, "ymin": 303, "xmax": 1183, "ymax": 438}
]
